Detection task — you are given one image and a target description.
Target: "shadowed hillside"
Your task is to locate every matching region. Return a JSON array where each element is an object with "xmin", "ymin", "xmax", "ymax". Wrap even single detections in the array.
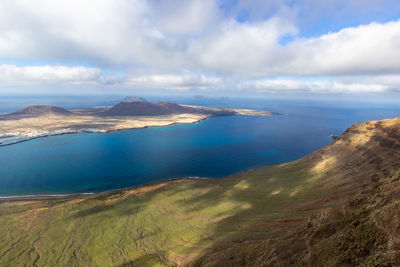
[
  {"xmin": 193, "ymin": 116, "xmax": 400, "ymax": 266},
  {"xmin": 0, "ymin": 117, "xmax": 399, "ymax": 266},
  {"xmin": 10, "ymin": 105, "xmax": 73, "ymax": 116},
  {"xmin": 100, "ymin": 101, "xmax": 236, "ymax": 117}
]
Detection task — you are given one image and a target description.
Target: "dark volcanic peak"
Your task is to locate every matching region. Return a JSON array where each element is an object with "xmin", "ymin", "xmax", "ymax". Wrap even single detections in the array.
[
  {"xmin": 102, "ymin": 101, "xmax": 169, "ymax": 116},
  {"xmin": 11, "ymin": 105, "xmax": 73, "ymax": 116},
  {"xmin": 101, "ymin": 100, "xmax": 236, "ymax": 117},
  {"xmin": 101, "ymin": 101, "xmax": 187, "ymax": 116},
  {"xmin": 122, "ymin": 96, "xmax": 147, "ymax": 103}
]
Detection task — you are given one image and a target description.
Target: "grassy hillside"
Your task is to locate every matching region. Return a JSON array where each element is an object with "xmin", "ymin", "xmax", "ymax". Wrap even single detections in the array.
[{"xmin": 1, "ymin": 117, "xmax": 400, "ymax": 266}]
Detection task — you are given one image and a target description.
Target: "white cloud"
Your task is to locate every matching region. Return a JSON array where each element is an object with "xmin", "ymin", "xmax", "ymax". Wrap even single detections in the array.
[
  {"xmin": 239, "ymin": 78, "xmax": 390, "ymax": 93},
  {"xmin": 2, "ymin": 1, "xmax": 400, "ymax": 78},
  {"xmin": 0, "ymin": 64, "xmax": 101, "ymax": 82},
  {"xmin": 284, "ymin": 21, "xmax": 400, "ymax": 76},
  {"xmin": 190, "ymin": 19, "xmax": 400, "ymax": 77},
  {"xmin": 125, "ymin": 73, "xmax": 222, "ymax": 90},
  {"xmin": 151, "ymin": 0, "xmax": 220, "ymax": 35},
  {"xmin": 0, "ymin": 1, "xmax": 400, "ymax": 94},
  {"xmin": 0, "ymin": 0, "xmax": 167, "ymax": 66},
  {"xmin": 191, "ymin": 17, "xmax": 298, "ymax": 76}
]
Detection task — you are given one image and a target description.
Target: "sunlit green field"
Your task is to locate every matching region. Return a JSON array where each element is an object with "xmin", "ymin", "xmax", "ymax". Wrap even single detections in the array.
[{"xmin": 0, "ymin": 158, "xmax": 331, "ymax": 266}]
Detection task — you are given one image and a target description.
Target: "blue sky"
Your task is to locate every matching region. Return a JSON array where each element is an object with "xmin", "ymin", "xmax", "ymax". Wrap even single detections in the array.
[{"xmin": 0, "ymin": 0, "xmax": 400, "ymax": 96}]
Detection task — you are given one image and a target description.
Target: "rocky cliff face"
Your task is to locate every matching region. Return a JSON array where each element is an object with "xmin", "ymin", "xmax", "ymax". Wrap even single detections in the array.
[
  {"xmin": 194, "ymin": 116, "xmax": 400, "ymax": 266},
  {"xmin": 294, "ymin": 117, "xmax": 400, "ymax": 202}
]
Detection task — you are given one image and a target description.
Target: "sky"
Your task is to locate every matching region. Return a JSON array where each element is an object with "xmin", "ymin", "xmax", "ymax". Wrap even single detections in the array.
[{"xmin": 1, "ymin": 0, "xmax": 400, "ymax": 97}]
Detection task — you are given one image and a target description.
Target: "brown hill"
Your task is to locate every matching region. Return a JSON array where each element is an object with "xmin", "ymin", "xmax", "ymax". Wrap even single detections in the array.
[
  {"xmin": 10, "ymin": 105, "xmax": 73, "ymax": 116},
  {"xmin": 100, "ymin": 101, "xmax": 236, "ymax": 116}
]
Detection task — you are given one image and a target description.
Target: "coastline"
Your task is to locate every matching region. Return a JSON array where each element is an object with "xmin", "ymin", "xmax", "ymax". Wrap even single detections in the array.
[
  {"xmin": 0, "ymin": 102, "xmax": 278, "ymax": 147},
  {"xmin": 0, "ymin": 112, "xmax": 280, "ymax": 201},
  {"xmin": 0, "ymin": 114, "xmax": 211, "ymax": 147},
  {"xmin": 0, "ymin": 161, "xmax": 265, "ymax": 203},
  {"xmin": 0, "ymin": 112, "xmax": 279, "ymax": 147},
  {"xmin": 0, "ymin": 193, "xmax": 96, "ymax": 202},
  {"xmin": 0, "ymin": 176, "xmax": 218, "ymax": 203}
]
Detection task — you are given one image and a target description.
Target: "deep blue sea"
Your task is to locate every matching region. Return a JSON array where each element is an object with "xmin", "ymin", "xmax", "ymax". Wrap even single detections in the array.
[{"xmin": 0, "ymin": 96, "xmax": 399, "ymax": 196}]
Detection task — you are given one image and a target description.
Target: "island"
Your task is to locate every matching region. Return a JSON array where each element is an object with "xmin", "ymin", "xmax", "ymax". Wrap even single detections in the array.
[{"xmin": 0, "ymin": 97, "xmax": 278, "ymax": 146}]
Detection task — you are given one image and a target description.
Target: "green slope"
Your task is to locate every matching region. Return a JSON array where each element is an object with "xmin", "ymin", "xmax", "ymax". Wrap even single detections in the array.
[{"xmin": 1, "ymin": 116, "xmax": 400, "ymax": 266}]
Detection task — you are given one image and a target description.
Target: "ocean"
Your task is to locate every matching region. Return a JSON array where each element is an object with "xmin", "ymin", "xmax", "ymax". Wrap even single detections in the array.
[{"xmin": 0, "ymin": 96, "xmax": 399, "ymax": 196}]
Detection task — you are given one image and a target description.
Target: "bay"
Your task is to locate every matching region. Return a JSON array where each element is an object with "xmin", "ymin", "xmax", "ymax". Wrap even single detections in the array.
[{"xmin": 0, "ymin": 97, "xmax": 399, "ymax": 196}]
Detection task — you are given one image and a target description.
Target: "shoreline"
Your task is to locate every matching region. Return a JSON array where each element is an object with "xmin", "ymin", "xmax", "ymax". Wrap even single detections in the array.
[
  {"xmin": 0, "ymin": 113, "xmax": 280, "ymax": 202},
  {"xmin": 0, "ymin": 163, "xmax": 263, "ymax": 203},
  {"xmin": 0, "ymin": 176, "xmax": 218, "ymax": 203},
  {"xmin": 0, "ymin": 114, "xmax": 212, "ymax": 147},
  {"xmin": 0, "ymin": 193, "xmax": 96, "ymax": 202},
  {"xmin": 0, "ymin": 102, "xmax": 279, "ymax": 147},
  {"xmin": 0, "ymin": 112, "xmax": 279, "ymax": 147}
]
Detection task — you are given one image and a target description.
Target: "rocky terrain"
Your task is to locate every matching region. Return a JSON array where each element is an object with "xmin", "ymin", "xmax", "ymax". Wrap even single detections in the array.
[{"xmin": 194, "ymin": 116, "xmax": 400, "ymax": 266}]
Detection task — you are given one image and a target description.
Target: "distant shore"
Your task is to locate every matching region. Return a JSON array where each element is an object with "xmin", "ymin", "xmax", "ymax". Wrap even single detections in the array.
[
  {"xmin": 0, "ymin": 112, "xmax": 278, "ymax": 147},
  {"xmin": 0, "ymin": 100, "xmax": 278, "ymax": 147},
  {"xmin": 0, "ymin": 113, "xmax": 211, "ymax": 147}
]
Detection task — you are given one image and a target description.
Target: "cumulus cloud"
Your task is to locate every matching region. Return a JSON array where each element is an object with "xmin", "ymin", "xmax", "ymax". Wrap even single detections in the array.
[
  {"xmin": 191, "ymin": 17, "xmax": 298, "ymax": 76},
  {"xmin": 191, "ymin": 19, "xmax": 400, "ymax": 77},
  {"xmin": 2, "ymin": 1, "xmax": 400, "ymax": 77},
  {"xmin": 284, "ymin": 21, "xmax": 400, "ymax": 76},
  {"xmin": 0, "ymin": 0, "xmax": 400, "ymax": 94},
  {"xmin": 151, "ymin": 0, "xmax": 220, "ymax": 35},
  {"xmin": 239, "ymin": 79, "xmax": 389, "ymax": 93},
  {"xmin": 125, "ymin": 74, "xmax": 222, "ymax": 90},
  {"xmin": 0, "ymin": 64, "xmax": 101, "ymax": 82}
]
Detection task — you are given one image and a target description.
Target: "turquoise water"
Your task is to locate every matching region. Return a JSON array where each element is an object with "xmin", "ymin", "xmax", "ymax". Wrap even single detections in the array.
[{"xmin": 0, "ymin": 98, "xmax": 399, "ymax": 196}]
